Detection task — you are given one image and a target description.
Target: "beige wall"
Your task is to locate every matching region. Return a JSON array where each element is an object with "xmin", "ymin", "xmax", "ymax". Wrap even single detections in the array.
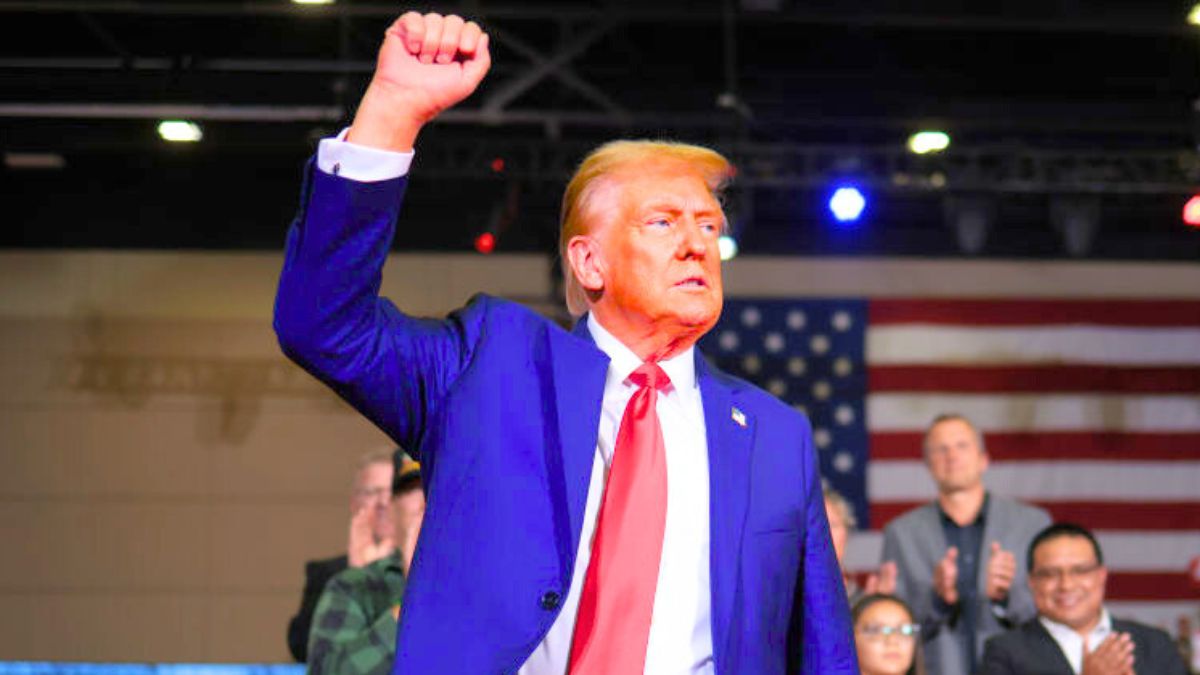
[
  {"xmin": 0, "ymin": 250, "xmax": 1196, "ymax": 661},
  {"xmin": 0, "ymin": 250, "xmax": 550, "ymax": 662}
]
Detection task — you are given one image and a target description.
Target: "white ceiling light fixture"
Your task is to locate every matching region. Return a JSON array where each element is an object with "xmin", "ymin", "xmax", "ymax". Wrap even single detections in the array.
[{"xmin": 157, "ymin": 120, "xmax": 203, "ymax": 143}]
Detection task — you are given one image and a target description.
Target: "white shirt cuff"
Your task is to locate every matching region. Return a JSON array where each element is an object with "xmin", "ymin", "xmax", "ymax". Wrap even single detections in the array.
[{"xmin": 316, "ymin": 128, "xmax": 414, "ymax": 182}]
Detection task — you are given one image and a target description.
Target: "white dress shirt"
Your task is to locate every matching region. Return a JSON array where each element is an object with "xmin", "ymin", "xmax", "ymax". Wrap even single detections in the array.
[
  {"xmin": 315, "ymin": 136, "xmax": 716, "ymax": 673},
  {"xmin": 1038, "ymin": 609, "xmax": 1114, "ymax": 674},
  {"xmin": 519, "ymin": 316, "xmax": 714, "ymax": 675}
]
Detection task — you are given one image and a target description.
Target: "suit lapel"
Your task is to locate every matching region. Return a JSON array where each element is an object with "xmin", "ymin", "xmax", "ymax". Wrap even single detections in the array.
[
  {"xmin": 978, "ymin": 495, "xmax": 999, "ymax": 597},
  {"xmin": 544, "ymin": 316, "xmax": 608, "ymax": 584},
  {"xmin": 1029, "ymin": 620, "xmax": 1078, "ymax": 674},
  {"xmin": 697, "ymin": 354, "xmax": 754, "ymax": 664}
]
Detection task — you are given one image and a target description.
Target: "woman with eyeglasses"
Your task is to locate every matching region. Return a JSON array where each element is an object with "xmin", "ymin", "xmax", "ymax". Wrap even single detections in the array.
[{"xmin": 852, "ymin": 594, "xmax": 927, "ymax": 675}]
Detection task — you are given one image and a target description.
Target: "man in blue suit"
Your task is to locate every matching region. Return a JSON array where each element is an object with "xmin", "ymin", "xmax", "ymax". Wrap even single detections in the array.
[{"xmin": 274, "ymin": 10, "xmax": 855, "ymax": 674}]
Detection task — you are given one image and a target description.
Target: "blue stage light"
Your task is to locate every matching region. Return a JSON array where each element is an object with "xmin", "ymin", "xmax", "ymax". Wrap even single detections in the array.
[{"xmin": 828, "ymin": 186, "xmax": 867, "ymax": 223}]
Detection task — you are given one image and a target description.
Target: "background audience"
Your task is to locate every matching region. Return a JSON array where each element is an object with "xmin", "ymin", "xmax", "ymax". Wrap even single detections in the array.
[
  {"xmin": 853, "ymin": 593, "xmax": 927, "ymax": 675},
  {"xmin": 981, "ymin": 522, "xmax": 1188, "ymax": 675},
  {"xmin": 306, "ymin": 453, "xmax": 424, "ymax": 675},
  {"xmin": 880, "ymin": 413, "xmax": 1052, "ymax": 675},
  {"xmin": 286, "ymin": 449, "xmax": 403, "ymax": 662},
  {"xmin": 824, "ymin": 482, "xmax": 896, "ymax": 604}
]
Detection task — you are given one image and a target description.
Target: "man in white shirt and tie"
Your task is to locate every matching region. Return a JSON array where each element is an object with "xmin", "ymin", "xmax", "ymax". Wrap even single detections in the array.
[{"xmin": 274, "ymin": 10, "xmax": 856, "ymax": 674}]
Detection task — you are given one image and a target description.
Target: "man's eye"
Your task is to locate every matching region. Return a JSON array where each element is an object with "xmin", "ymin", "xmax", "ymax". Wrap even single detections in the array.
[{"xmin": 648, "ymin": 218, "xmax": 671, "ymax": 228}]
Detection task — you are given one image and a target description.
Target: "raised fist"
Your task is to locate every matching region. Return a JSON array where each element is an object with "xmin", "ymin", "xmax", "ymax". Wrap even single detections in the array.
[{"xmin": 348, "ymin": 11, "xmax": 491, "ymax": 151}]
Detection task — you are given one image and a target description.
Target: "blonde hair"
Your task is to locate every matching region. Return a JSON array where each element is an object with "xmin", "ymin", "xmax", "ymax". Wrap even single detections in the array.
[
  {"xmin": 558, "ymin": 139, "xmax": 734, "ymax": 316},
  {"xmin": 822, "ymin": 480, "xmax": 858, "ymax": 531},
  {"xmin": 923, "ymin": 413, "xmax": 987, "ymax": 456},
  {"xmin": 354, "ymin": 447, "xmax": 395, "ymax": 474}
]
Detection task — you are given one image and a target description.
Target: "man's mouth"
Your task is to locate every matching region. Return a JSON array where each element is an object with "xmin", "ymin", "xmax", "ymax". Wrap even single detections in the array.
[
  {"xmin": 1053, "ymin": 593, "xmax": 1082, "ymax": 608},
  {"xmin": 675, "ymin": 276, "xmax": 707, "ymax": 288}
]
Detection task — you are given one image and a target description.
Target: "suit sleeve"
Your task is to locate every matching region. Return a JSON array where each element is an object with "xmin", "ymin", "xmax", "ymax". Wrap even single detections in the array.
[
  {"xmin": 788, "ymin": 417, "xmax": 858, "ymax": 674},
  {"xmin": 1139, "ymin": 625, "xmax": 1189, "ymax": 675},
  {"xmin": 880, "ymin": 524, "xmax": 905, "ymax": 598},
  {"xmin": 882, "ymin": 518, "xmax": 954, "ymax": 639},
  {"xmin": 274, "ymin": 165, "xmax": 486, "ymax": 456},
  {"xmin": 979, "ymin": 635, "xmax": 1017, "ymax": 675},
  {"xmin": 1001, "ymin": 506, "xmax": 1052, "ymax": 624}
]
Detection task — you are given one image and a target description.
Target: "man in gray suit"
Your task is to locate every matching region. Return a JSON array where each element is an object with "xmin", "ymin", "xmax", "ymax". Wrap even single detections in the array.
[{"xmin": 880, "ymin": 413, "xmax": 1052, "ymax": 675}]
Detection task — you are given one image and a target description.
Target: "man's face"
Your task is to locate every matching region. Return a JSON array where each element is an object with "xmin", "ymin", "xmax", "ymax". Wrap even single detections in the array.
[
  {"xmin": 1029, "ymin": 535, "xmax": 1107, "ymax": 632},
  {"xmin": 924, "ymin": 419, "xmax": 989, "ymax": 494},
  {"xmin": 351, "ymin": 461, "xmax": 394, "ymax": 540},
  {"xmin": 586, "ymin": 160, "xmax": 725, "ymax": 347},
  {"xmin": 824, "ymin": 498, "xmax": 849, "ymax": 565}
]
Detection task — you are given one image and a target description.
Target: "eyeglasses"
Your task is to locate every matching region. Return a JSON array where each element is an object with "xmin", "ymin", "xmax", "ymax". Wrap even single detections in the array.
[
  {"xmin": 857, "ymin": 623, "xmax": 920, "ymax": 641},
  {"xmin": 1029, "ymin": 563, "xmax": 1102, "ymax": 584},
  {"xmin": 353, "ymin": 486, "xmax": 391, "ymax": 501}
]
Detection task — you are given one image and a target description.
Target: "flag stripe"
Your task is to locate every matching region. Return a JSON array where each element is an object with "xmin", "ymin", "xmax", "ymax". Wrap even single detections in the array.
[
  {"xmin": 1107, "ymin": 572, "xmax": 1200, "ymax": 601},
  {"xmin": 871, "ymin": 502, "xmax": 1200, "ymax": 531},
  {"xmin": 869, "ymin": 432, "xmax": 1200, "ymax": 461},
  {"xmin": 1105, "ymin": 601, "xmax": 1198, "ymax": 630},
  {"xmin": 867, "ymin": 326, "xmax": 1200, "ymax": 366},
  {"xmin": 867, "ymin": 394, "xmax": 1200, "ymax": 432},
  {"xmin": 869, "ymin": 365, "xmax": 1200, "ymax": 394},
  {"xmin": 842, "ymin": 571, "xmax": 1197, "ymax": 601},
  {"xmin": 866, "ymin": 461, "xmax": 1200, "ymax": 501},
  {"xmin": 844, "ymin": 531, "xmax": 1200, "ymax": 573},
  {"xmin": 869, "ymin": 299, "xmax": 1200, "ymax": 327}
]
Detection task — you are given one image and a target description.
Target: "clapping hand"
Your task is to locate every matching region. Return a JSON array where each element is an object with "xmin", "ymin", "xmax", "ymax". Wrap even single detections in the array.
[{"xmin": 934, "ymin": 546, "xmax": 960, "ymax": 605}]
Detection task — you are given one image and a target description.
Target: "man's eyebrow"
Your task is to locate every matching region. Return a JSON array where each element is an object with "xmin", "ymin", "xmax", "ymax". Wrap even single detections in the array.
[{"xmin": 640, "ymin": 199, "xmax": 722, "ymax": 216}]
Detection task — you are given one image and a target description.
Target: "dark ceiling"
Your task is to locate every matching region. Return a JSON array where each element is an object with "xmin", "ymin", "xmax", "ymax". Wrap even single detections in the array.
[{"xmin": 1, "ymin": 0, "xmax": 1199, "ymax": 260}]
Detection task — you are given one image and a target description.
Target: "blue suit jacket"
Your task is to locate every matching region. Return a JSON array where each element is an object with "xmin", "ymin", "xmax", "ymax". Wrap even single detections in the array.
[{"xmin": 274, "ymin": 165, "xmax": 857, "ymax": 674}]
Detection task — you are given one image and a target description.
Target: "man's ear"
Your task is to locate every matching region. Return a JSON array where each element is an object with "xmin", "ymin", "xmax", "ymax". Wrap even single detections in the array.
[{"xmin": 566, "ymin": 234, "xmax": 606, "ymax": 293}]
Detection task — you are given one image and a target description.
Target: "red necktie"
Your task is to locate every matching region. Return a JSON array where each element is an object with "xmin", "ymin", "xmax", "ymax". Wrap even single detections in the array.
[{"xmin": 568, "ymin": 362, "xmax": 671, "ymax": 674}]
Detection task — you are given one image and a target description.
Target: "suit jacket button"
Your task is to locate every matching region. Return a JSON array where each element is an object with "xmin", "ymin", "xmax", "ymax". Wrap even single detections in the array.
[{"xmin": 540, "ymin": 591, "xmax": 561, "ymax": 610}]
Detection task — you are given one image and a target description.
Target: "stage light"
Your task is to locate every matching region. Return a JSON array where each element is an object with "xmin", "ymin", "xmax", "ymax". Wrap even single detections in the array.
[
  {"xmin": 474, "ymin": 232, "xmax": 496, "ymax": 254},
  {"xmin": 908, "ymin": 130, "xmax": 950, "ymax": 155},
  {"xmin": 157, "ymin": 120, "xmax": 202, "ymax": 143},
  {"xmin": 4, "ymin": 152, "xmax": 65, "ymax": 170},
  {"xmin": 1184, "ymin": 196, "xmax": 1200, "ymax": 227},
  {"xmin": 293, "ymin": 0, "xmax": 335, "ymax": 5},
  {"xmin": 490, "ymin": 157, "xmax": 505, "ymax": 173},
  {"xmin": 718, "ymin": 235, "xmax": 738, "ymax": 261},
  {"xmin": 1189, "ymin": 3, "xmax": 1200, "ymax": 25},
  {"xmin": 828, "ymin": 185, "xmax": 867, "ymax": 223}
]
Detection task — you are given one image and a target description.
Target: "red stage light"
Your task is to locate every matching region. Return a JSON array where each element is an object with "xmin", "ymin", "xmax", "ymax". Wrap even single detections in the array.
[
  {"xmin": 474, "ymin": 232, "xmax": 496, "ymax": 254},
  {"xmin": 490, "ymin": 157, "xmax": 505, "ymax": 173},
  {"xmin": 1184, "ymin": 196, "xmax": 1200, "ymax": 227}
]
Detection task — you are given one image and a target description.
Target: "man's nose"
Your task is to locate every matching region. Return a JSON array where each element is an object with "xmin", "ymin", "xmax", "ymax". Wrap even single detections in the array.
[{"xmin": 678, "ymin": 218, "xmax": 709, "ymax": 257}]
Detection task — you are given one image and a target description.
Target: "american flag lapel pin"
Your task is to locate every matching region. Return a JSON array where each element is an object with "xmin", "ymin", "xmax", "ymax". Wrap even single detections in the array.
[{"xmin": 731, "ymin": 406, "xmax": 747, "ymax": 428}]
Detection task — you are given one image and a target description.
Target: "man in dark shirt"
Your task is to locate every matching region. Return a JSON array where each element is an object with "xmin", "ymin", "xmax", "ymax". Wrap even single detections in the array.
[{"xmin": 880, "ymin": 413, "xmax": 1051, "ymax": 675}]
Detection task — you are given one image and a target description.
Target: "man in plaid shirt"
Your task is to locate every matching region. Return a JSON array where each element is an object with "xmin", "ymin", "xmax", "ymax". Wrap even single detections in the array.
[{"xmin": 308, "ymin": 454, "xmax": 424, "ymax": 674}]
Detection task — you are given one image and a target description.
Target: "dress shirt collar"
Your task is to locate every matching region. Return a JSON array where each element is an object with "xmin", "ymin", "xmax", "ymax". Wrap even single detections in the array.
[
  {"xmin": 1039, "ymin": 606, "xmax": 1112, "ymax": 642},
  {"xmin": 586, "ymin": 314, "xmax": 696, "ymax": 395},
  {"xmin": 937, "ymin": 491, "xmax": 990, "ymax": 528},
  {"xmin": 1039, "ymin": 607, "xmax": 1113, "ymax": 673}
]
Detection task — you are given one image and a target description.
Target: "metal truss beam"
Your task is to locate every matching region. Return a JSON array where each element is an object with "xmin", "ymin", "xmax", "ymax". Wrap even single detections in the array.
[
  {"xmin": 412, "ymin": 138, "xmax": 1200, "ymax": 195},
  {"xmin": 0, "ymin": 2, "xmax": 1188, "ymax": 36}
]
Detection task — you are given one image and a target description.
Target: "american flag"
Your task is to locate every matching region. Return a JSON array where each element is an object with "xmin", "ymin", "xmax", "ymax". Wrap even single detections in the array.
[{"xmin": 700, "ymin": 297, "xmax": 1200, "ymax": 630}]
